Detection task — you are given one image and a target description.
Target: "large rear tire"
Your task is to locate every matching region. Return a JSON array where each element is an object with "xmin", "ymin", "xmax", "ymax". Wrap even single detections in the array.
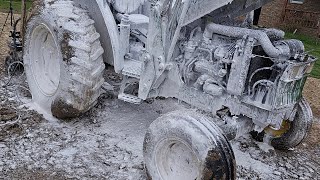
[
  {"xmin": 143, "ymin": 111, "xmax": 236, "ymax": 180},
  {"xmin": 24, "ymin": 0, "xmax": 105, "ymax": 118}
]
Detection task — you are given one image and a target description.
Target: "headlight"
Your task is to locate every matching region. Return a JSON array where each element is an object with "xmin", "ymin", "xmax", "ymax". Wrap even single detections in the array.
[
  {"xmin": 281, "ymin": 63, "xmax": 311, "ymax": 81},
  {"xmin": 305, "ymin": 62, "xmax": 315, "ymax": 74},
  {"xmin": 290, "ymin": 65, "xmax": 302, "ymax": 79}
]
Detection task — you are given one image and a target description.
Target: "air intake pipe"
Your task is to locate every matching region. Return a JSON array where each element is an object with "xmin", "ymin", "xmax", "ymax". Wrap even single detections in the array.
[{"xmin": 203, "ymin": 23, "xmax": 292, "ymax": 59}]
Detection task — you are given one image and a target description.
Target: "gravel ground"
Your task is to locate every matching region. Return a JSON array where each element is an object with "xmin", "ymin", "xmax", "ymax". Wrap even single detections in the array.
[
  {"xmin": 0, "ymin": 12, "xmax": 319, "ymax": 180},
  {"xmin": 303, "ymin": 78, "xmax": 320, "ymax": 117},
  {"xmin": 0, "ymin": 78, "xmax": 319, "ymax": 179}
]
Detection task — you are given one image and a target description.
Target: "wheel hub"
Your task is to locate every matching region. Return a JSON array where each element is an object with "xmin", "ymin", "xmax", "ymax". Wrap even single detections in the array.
[
  {"xmin": 155, "ymin": 138, "xmax": 200, "ymax": 180},
  {"xmin": 265, "ymin": 120, "xmax": 291, "ymax": 138},
  {"xmin": 29, "ymin": 24, "xmax": 60, "ymax": 96}
]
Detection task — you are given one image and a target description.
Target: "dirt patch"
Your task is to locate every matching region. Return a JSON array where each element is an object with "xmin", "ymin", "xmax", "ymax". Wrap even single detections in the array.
[
  {"xmin": 303, "ymin": 77, "xmax": 320, "ymax": 118},
  {"xmin": 0, "ymin": 12, "xmax": 10, "ymax": 76},
  {"xmin": 302, "ymin": 121, "xmax": 320, "ymax": 149},
  {"xmin": 0, "ymin": 83, "xmax": 44, "ymax": 142},
  {"xmin": 0, "ymin": 12, "xmax": 22, "ymax": 77},
  {"xmin": 2, "ymin": 168, "xmax": 68, "ymax": 180}
]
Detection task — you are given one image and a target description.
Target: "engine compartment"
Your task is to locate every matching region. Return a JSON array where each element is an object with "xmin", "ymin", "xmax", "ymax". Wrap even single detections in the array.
[{"xmin": 180, "ymin": 23, "xmax": 316, "ymax": 107}]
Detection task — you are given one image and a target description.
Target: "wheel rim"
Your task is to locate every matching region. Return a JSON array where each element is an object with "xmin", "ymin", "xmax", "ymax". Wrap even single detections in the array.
[
  {"xmin": 29, "ymin": 24, "xmax": 60, "ymax": 96},
  {"xmin": 155, "ymin": 138, "xmax": 200, "ymax": 180},
  {"xmin": 265, "ymin": 120, "xmax": 291, "ymax": 138}
]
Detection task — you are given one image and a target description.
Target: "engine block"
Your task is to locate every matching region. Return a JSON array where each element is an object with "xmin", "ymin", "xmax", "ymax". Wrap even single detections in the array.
[{"xmin": 170, "ymin": 23, "xmax": 317, "ymax": 130}]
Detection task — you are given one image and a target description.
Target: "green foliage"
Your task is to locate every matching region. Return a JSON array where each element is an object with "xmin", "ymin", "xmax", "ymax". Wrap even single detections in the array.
[
  {"xmin": 285, "ymin": 32, "xmax": 320, "ymax": 79},
  {"xmin": 0, "ymin": 0, "xmax": 32, "ymax": 13}
]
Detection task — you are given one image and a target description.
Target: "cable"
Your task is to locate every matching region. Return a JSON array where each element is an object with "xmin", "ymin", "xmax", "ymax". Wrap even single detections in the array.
[
  {"xmin": 10, "ymin": 0, "xmax": 13, "ymax": 26},
  {"xmin": 14, "ymin": 85, "xmax": 32, "ymax": 104},
  {"xmin": 1, "ymin": 61, "xmax": 30, "ymax": 107},
  {"xmin": 2, "ymin": 61, "xmax": 24, "ymax": 88}
]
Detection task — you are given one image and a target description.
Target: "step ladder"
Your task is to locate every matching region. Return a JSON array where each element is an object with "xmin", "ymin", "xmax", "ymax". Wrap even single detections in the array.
[
  {"xmin": 118, "ymin": 93, "xmax": 142, "ymax": 104},
  {"xmin": 118, "ymin": 59, "xmax": 143, "ymax": 104},
  {"xmin": 117, "ymin": 13, "xmax": 149, "ymax": 104},
  {"xmin": 122, "ymin": 59, "xmax": 142, "ymax": 79}
]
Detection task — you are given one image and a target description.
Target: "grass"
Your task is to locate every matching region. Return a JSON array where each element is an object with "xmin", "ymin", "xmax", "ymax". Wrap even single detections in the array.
[
  {"xmin": 0, "ymin": 0, "xmax": 32, "ymax": 13},
  {"xmin": 285, "ymin": 32, "xmax": 320, "ymax": 79}
]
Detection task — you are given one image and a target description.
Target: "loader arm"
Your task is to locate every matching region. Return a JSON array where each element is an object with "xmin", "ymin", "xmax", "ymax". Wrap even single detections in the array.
[
  {"xmin": 184, "ymin": 0, "xmax": 275, "ymax": 26},
  {"xmin": 208, "ymin": 0, "xmax": 274, "ymax": 24},
  {"xmin": 148, "ymin": 0, "xmax": 275, "ymax": 63}
]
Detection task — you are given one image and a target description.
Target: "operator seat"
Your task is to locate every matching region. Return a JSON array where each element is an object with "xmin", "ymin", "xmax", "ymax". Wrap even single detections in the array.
[
  {"xmin": 109, "ymin": 0, "xmax": 148, "ymax": 14},
  {"xmin": 111, "ymin": 0, "xmax": 150, "ymax": 44}
]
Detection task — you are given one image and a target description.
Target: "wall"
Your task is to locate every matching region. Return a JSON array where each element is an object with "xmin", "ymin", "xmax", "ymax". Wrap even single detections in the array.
[
  {"xmin": 286, "ymin": 0, "xmax": 320, "ymax": 12},
  {"xmin": 259, "ymin": 0, "xmax": 287, "ymax": 27},
  {"xmin": 259, "ymin": 0, "xmax": 320, "ymax": 37}
]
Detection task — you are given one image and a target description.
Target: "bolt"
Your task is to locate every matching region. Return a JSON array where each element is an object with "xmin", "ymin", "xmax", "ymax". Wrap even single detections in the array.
[
  {"xmin": 159, "ymin": 63, "xmax": 165, "ymax": 71},
  {"xmin": 165, "ymin": 63, "xmax": 173, "ymax": 71},
  {"xmin": 157, "ymin": 56, "xmax": 164, "ymax": 63}
]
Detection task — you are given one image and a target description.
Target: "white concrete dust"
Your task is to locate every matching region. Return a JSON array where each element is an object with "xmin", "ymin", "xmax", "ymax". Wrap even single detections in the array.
[{"xmin": 0, "ymin": 82, "xmax": 319, "ymax": 179}]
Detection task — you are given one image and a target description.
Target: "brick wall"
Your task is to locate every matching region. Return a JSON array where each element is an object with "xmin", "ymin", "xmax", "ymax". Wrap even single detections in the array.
[
  {"xmin": 286, "ymin": 0, "xmax": 320, "ymax": 12},
  {"xmin": 259, "ymin": 0, "xmax": 320, "ymax": 37},
  {"xmin": 259, "ymin": 0, "xmax": 287, "ymax": 27}
]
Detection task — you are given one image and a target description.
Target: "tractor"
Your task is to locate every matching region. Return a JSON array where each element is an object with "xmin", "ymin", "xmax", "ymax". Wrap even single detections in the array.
[{"xmin": 22, "ymin": 0, "xmax": 317, "ymax": 179}]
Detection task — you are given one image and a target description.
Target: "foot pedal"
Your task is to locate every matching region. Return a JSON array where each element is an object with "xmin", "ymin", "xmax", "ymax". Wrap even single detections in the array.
[
  {"xmin": 118, "ymin": 93, "xmax": 142, "ymax": 104},
  {"xmin": 122, "ymin": 60, "xmax": 142, "ymax": 79}
]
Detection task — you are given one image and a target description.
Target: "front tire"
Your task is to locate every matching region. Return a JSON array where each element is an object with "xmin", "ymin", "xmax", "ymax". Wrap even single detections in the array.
[
  {"xmin": 143, "ymin": 111, "xmax": 236, "ymax": 180},
  {"xmin": 24, "ymin": 0, "xmax": 105, "ymax": 118},
  {"xmin": 270, "ymin": 98, "xmax": 313, "ymax": 150}
]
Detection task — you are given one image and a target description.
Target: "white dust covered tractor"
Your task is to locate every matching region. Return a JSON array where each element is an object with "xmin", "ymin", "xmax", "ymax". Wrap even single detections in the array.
[{"xmin": 23, "ymin": 0, "xmax": 317, "ymax": 179}]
